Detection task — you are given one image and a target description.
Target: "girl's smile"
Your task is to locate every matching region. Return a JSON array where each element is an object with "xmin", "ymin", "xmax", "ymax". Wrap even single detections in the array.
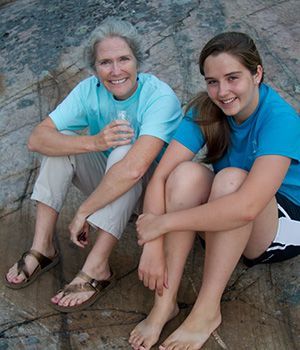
[{"xmin": 204, "ymin": 52, "xmax": 263, "ymax": 123}]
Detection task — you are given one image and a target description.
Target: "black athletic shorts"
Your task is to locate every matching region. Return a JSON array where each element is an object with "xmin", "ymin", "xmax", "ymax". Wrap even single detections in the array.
[{"xmin": 243, "ymin": 193, "xmax": 300, "ymax": 267}]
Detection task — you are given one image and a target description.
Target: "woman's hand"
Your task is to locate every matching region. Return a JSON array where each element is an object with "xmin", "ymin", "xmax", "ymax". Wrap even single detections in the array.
[
  {"xmin": 136, "ymin": 213, "xmax": 166, "ymax": 245},
  {"xmin": 69, "ymin": 212, "xmax": 90, "ymax": 248},
  {"xmin": 138, "ymin": 240, "xmax": 168, "ymax": 296},
  {"xmin": 93, "ymin": 119, "xmax": 134, "ymax": 151}
]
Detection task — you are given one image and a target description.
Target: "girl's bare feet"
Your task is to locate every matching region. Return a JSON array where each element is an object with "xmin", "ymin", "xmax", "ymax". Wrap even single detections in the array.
[
  {"xmin": 159, "ymin": 309, "xmax": 221, "ymax": 350},
  {"xmin": 129, "ymin": 302, "xmax": 179, "ymax": 350}
]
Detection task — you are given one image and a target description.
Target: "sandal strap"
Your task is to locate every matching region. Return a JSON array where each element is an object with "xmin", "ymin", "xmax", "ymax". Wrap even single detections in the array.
[
  {"xmin": 59, "ymin": 270, "xmax": 114, "ymax": 297},
  {"xmin": 28, "ymin": 249, "xmax": 54, "ymax": 269},
  {"xmin": 16, "ymin": 249, "xmax": 56, "ymax": 280},
  {"xmin": 76, "ymin": 270, "xmax": 102, "ymax": 289},
  {"xmin": 59, "ymin": 279, "xmax": 96, "ymax": 297},
  {"xmin": 17, "ymin": 254, "xmax": 30, "ymax": 280}
]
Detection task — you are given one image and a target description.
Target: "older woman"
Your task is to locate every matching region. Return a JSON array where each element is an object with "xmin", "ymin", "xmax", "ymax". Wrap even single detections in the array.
[{"xmin": 5, "ymin": 18, "xmax": 182, "ymax": 312}]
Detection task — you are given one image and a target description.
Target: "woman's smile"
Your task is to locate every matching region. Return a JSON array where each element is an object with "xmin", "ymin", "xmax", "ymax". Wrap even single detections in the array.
[{"xmin": 95, "ymin": 36, "xmax": 138, "ymax": 100}]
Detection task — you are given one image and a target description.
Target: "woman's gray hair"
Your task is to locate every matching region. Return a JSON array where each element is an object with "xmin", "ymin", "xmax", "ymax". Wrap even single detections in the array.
[{"xmin": 84, "ymin": 17, "xmax": 143, "ymax": 72}]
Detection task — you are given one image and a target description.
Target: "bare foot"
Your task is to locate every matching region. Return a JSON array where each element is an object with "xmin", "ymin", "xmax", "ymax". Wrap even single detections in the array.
[
  {"xmin": 129, "ymin": 302, "xmax": 179, "ymax": 350},
  {"xmin": 6, "ymin": 247, "xmax": 56, "ymax": 285},
  {"xmin": 159, "ymin": 310, "xmax": 221, "ymax": 350},
  {"xmin": 51, "ymin": 269, "xmax": 111, "ymax": 308}
]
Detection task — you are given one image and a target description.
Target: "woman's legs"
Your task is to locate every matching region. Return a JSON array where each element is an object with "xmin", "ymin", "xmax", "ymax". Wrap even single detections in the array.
[
  {"xmin": 159, "ymin": 168, "xmax": 278, "ymax": 350},
  {"xmin": 5, "ymin": 153, "xmax": 76, "ymax": 284},
  {"xmin": 51, "ymin": 145, "xmax": 144, "ymax": 307},
  {"xmin": 6, "ymin": 202, "xmax": 58, "ymax": 283},
  {"xmin": 129, "ymin": 162, "xmax": 214, "ymax": 350},
  {"xmin": 51, "ymin": 230, "xmax": 118, "ymax": 306}
]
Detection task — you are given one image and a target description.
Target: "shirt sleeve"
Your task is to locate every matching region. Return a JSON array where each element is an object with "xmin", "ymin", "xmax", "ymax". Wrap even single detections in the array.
[
  {"xmin": 256, "ymin": 107, "xmax": 300, "ymax": 162},
  {"xmin": 49, "ymin": 81, "xmax": 89, "ymax": 131},
  {"xmin": 138, "ymin": 94, "xmax": 183, "ymax": 143},
  {"xmin": 173, "ymin": 109, "xmax": 205, "ymax": 154}
]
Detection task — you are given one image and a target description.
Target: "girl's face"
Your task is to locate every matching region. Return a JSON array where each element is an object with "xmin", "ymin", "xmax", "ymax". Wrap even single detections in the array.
[
  {"xmin": 203, "ymin": 52, "xmax": 263, "ymax": 123},
  {"xmin": 94, "ymin": 36, "xmax": 138, "ymax": 100}
]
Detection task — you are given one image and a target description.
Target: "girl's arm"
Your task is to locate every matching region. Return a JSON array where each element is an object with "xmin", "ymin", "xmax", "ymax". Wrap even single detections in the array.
[
  {"xmin": 137, "ymin": 155, "xmax": 291, "ymax": 244},
  {"xmin": 138, "ymin": 140, "xmax": 195, "ymax": 295}
]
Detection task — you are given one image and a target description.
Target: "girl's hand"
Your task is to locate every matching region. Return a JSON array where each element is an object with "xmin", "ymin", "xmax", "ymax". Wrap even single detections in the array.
[
  {"xmin": 136, "ymin": 213, "xmax": 166, "ymax": 245},
  {"xmin": 69, "ymin": 213, "xmax": 90, "ymax": 248},
  {"xmin": 138, "ymin": 241, "xmax": 168, "ymax": 296}
]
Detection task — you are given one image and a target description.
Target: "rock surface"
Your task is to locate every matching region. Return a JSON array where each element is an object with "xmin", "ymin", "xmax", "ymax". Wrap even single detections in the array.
[
  {"xmin": 0, "ymin": 0, "xmax": 299, "ymax": 349},
  {"xmin": 0, "ymin": 0, "xmax": 299, "ymax": 217}
]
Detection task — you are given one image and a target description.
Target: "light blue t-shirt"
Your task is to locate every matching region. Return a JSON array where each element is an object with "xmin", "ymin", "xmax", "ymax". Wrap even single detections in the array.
[
  {"xmin": 174, "ymin": 84, "xmax": 300, "ymax": 205},
  {"xmin": 50, "ymin": 73, "xmax": 183, "ymax": 157}
]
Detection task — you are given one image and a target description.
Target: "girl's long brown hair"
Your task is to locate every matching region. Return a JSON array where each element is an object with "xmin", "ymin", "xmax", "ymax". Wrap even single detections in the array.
[{"xmin": 188, "ymin": 32, "xmax": 263, "ymax": 164}]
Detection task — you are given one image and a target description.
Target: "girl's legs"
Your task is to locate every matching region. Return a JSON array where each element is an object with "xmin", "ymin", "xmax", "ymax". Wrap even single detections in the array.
[
  {"xmin": 159, "ymin": 168, "xmax": 278, "ymax": 350},
  {"xmin": 129, "ymin": 162, "xmax": 214, "ymax": 350}
]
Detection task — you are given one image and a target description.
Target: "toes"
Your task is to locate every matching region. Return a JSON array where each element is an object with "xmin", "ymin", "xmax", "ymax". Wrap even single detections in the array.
[
  {"xmin": 6, "ymin": 264, "xmax": 26, "ymax": 283},
  {"xmin": 69, "ymin": 297, "xmax": 78, "ymax": 307},
  {"xmin": 12, "ymin": 275, "xmax": 24, "ymax": 283},
  {"xmin": 159, "ymin": 341, "xmax": 183, "ymax": 350},
  {"xmin": 159, "ymin": 341, "xmax": 170, "ymax": 350},
  {"xmin": 51, "ymin": 291, "xmax": 64, "ymax": 304},
  {"xmin": 70, "ymin": 294, "xmax": 84, "ymax": 307},
  {"xmin": 129, "ymin": 329, "xmax": 137, "ymax": 338},
  {"xmin": 11, "ymin": 274, "xmax": 26, "ymax": 284},
  {"xmin": 6, "ymin": 267, "xmax": 15, "ymax": 280},
  {"xmin": 52, "ymin": 290, "xmax": 94, "ymax": 307},
  {"xmin": 6, "ymin": 272, "xmax": 15, "ymax": 282},
  {"xmin": 131, "ymin": 335, "xmax": 143, "ymax": 349},
  {"xmin": 128, "ymin": 328, "xmax": 138, "ymax": 342},
  {"xmin": 129, "ymin": 332, "xmax": 144, "ymax": 350},
  {"xmin": 57, "ymin": 294, "xmax": 71, "ymax": 307},
  {"xmin": 63, "ymin": 294, "xmax": 76, "ymax": 307}
]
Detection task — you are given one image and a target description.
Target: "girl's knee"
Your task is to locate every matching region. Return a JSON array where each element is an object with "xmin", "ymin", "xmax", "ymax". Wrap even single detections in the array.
[
  {"xmin": 210, "ymin": 167, "xmax": 248, "ymax": 200},
  {"xmin": 166, "ymin": 162, "xmax": 213, "ymax": 208}
]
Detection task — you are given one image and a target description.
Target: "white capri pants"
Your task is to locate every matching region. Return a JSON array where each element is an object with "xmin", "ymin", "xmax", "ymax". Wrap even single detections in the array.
[{"xmin": 31, "ymin": 142, "xmax": 155, "ymax": 239}]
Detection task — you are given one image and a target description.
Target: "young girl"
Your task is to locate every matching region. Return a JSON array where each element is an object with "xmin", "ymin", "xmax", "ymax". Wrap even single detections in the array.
[{"xmin": 129, "ymin": 32, "xmax": 300, "ymax": 350}]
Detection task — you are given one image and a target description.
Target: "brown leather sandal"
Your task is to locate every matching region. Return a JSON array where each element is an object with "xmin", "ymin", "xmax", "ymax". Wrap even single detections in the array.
[
  {"xmin": 50, "ymin": 269, "xmax": 115, "ymax": 313},
  {"xmin": 4, "ymin": 249, "xmax": 60, "ymax": 290}
]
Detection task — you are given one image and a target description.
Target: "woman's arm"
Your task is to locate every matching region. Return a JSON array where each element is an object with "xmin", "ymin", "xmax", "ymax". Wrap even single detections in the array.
[
  {"xmin": 137, "ymin": 155, "xmax": 291, "ymax": 244},
  {"xmin": 69, "ymin": 135, "xmax": 165, "ymax": 246},
  {"xmin": 138, "ymin": 140, "xmax": 196, "ymax": 295},
  {"xmin": 28, "ymin": 117, "xmax": 134, "ymax": 156}
]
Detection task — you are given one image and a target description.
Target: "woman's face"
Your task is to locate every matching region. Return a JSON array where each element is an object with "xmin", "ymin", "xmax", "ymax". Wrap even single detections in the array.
[
  {"xmin": 94, "ymin": 36, "xmax": 138, "ymax": 100},
  {"xmin": 203, "ymin": 52, "xmax": 263, "ymax": 123}
]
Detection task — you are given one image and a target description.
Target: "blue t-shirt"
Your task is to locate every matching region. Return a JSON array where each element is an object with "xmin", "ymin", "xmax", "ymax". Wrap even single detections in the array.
[
  {"xmin": 49, "ymin": 73, "xmax": 183, "ymax": 157},
  {"xmin": 173, "ymin": 84, "xmax": 300, "ymax": 205}
]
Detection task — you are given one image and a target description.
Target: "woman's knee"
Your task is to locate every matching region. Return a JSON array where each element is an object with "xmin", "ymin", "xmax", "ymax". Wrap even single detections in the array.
[
  {"xmin": 209, "ymin": 167, "xmax": 248, "ymax": 200},
  {"xmin": 106, "ymin": 144, "xmax": 132, "ymax": 171},
  {"xmin": 40, "ymin": 154, "xmax": 75, "ymax": 178},
  {"xmin": 166, "ymin": 161, "xmax": 213, "ymax": 209}
]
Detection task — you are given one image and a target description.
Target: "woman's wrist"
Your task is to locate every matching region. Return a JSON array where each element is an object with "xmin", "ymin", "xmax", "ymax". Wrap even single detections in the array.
[
  {"xmin": 76, "ymin": 204, "xmax": 91, "ymax": 219},
  {"xmin": 90, "ymin": 135, "xmax": 104, "ymax": 152}
]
